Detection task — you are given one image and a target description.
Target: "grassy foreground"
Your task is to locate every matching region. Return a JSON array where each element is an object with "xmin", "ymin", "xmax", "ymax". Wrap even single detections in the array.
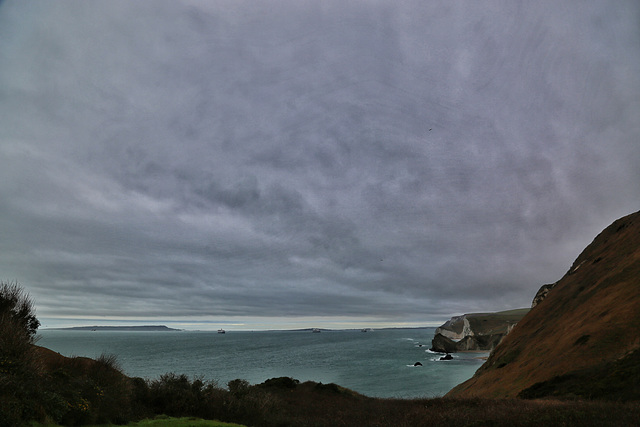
[
  {"xmin": 124, "ymin": 417, "xmax": 243, "ymax": 427},
  {"xmin": 29, "ymin": 394, "xmax": 640, "ymax": 427}
]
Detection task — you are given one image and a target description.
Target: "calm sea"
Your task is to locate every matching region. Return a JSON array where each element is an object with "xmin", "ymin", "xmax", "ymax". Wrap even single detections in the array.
[{"xmin": 37, "ymin": 328, "xmax": 486, "ymax": 398}]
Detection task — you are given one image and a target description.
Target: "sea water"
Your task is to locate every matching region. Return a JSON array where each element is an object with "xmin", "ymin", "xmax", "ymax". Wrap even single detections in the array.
[{"xmin": 37, "ymin": 328, "xmax": 486, "ymax": 398}]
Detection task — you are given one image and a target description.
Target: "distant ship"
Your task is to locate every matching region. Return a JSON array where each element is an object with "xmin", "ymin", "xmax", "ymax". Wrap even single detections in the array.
[
  {"xmin": 217, "ymin": 329, "xmax": 226, "ymax": 334},
  {"xmin": 361, "ymin": 328, "xmax": 373, "ymax": 332},
  {"xmin": 312, "ymin": 328, "xmax": 321, "ymax": 333}
]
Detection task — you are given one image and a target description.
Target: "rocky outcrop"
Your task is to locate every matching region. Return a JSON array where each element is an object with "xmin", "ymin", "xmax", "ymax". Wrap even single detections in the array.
[
  {"xmin": 431, "ymin": 309, "xmax": 528, "ymax": 353},
  {"xmin": 435, "ymin": 315, "xmax": 474, "ymax": 340},
  {"xmin": 531, "ymin": 283, "xmax": 557, "ymax": 308},
  {"xmin": 431, "ymin": 333, "xmax": 459, "ymax": 353},
  {"xmin": 431, "ymin": 330, "xmax": 513, "ymax": 353}
]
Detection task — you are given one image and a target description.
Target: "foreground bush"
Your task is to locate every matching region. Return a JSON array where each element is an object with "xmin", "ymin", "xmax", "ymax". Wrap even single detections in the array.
[
  {"xmin": 145, "ymin": 373, "xmax": 225, "ymax": 420},
  {"xmin": 43, "ymin": 352, "xmax": 135, "ymax": 425}
]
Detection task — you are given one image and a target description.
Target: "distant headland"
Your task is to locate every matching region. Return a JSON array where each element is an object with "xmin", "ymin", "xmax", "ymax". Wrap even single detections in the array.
[{"xmin": 50, "ymin": 325, "xmax": 182, "ymax": 331}]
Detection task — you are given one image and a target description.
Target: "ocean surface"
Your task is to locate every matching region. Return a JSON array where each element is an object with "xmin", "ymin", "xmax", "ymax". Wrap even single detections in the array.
[{"xmin": 38, "ymin": 328, "xmax": 487, "ymax": 398}]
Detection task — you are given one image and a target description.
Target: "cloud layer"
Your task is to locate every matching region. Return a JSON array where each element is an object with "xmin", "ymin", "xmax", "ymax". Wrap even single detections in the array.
[{"xmin": 1, "ymin": 0, "xmax": 639, "ymax": 328}]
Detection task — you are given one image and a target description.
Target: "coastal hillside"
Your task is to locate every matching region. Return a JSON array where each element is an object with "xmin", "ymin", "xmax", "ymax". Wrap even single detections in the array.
[
  {"xmin": 431, "ymin": 308, "xmax": 529, "ymax": 353},
  {"xmin": 447, "ymin": 210, "xmax": 640, "ymax": 399}
]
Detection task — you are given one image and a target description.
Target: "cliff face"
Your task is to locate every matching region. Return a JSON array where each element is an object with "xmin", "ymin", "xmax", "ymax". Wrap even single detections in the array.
[
  {"xmin": 431, "ymin": 309, "xmax": 528, "ymax": 353},
  {"xmin": 447, "ymin": 210, "xmax": 640, "ymax": 399},
  {"xmin": 531, "ymin": 283, "xmax": 556, "ymax": 308}
]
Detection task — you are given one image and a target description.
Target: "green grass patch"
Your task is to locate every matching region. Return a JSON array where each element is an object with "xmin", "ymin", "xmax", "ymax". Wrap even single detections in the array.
[
  {"xmin": 32, "ymin": 416, "xmax": 245, "ymax": 427},
  {"xmin": 127, "ymin": 416, "xmax": 245, "ymax": 426},
  {"xmin": 492, "ymin": 308, "xmax": 531, "ymax": 317}
]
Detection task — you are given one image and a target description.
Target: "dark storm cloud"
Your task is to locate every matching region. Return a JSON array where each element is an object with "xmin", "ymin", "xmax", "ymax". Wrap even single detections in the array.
[{"xmin": 1, "ymin": 0, "xmax": 639, "ymax": 328}]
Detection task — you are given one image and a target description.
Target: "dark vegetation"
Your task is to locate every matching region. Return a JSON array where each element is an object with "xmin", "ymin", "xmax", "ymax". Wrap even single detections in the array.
[
  {"xmin": 3, "ymin": 281, "xmax": 640, "ymax": 426},
  {"xmin": 518, "ymin": 347, "xmax": 640, "ymax": 401}
]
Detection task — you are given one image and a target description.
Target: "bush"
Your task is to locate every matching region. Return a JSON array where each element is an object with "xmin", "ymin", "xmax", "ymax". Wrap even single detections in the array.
[
  {"xmin": 0, "ymin": 281, "xmax": 40, "ymax": 341},
  {"xmin": 40, "ymin": 352, "xmax": 137, "ymax": 426},
  {"xmin": 147, "ymin": 373, "xmax": 225, "ymax": 420},
  {"xmin": 227, "ymin": 378, "xmax": 250, "ymax": 396}
]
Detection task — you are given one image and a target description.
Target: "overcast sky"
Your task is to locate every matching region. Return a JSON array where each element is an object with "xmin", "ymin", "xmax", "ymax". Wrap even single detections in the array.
[{"xmin": 1, "ymin": 1, "xmax": 639, "ymax": 330}]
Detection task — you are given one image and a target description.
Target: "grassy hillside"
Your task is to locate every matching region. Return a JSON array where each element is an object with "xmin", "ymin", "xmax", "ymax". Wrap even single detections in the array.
[
  {"xmin": 448, "ymin": 210, "xmax": 640, "ymax": 399},
  {"xmin": 465, "ymin": 308, "xmax": 530, "ymax": 336}
]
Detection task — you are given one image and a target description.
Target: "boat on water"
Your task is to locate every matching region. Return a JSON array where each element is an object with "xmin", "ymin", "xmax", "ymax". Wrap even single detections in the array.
[
  {"xmin": 361, "ymin": 328, "xmax": 373, "ymax": 332},
  {"xmin": 312, "ymin": 328, "xmax": 321, "ymax": 333},
  {"xmin": 217, "ymin": 329, "xmax": 226, "ymax": 334}
]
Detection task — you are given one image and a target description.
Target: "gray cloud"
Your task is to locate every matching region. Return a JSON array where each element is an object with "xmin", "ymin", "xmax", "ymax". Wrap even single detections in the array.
[{"xmin": 1, "ymin": 0, "xmax": 639, "ymax": 328}]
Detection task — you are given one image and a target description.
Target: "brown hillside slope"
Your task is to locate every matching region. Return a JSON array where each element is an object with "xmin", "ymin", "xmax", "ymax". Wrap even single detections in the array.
[{"xmin": 447, "ymin": 210, "xmax": 640, "ymax": 399}]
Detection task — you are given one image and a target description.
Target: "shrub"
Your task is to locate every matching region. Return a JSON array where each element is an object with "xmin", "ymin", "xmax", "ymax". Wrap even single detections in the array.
[
  {"xmin": 41, "ymin": 352, "xmax": 137, "ymax": 426},
  {"xmin": 227, "ymin": 378, "xmax": 250, "ymax": 395},
  {"xmin": 0, "ymin": 281, "xmax": 40, "ymax": 341},
  {"xmin": 85, "ymin": 353, "xmax": 134, "ymax": 424},
  {"xmin": 147, "ymin": 373, "xmax": 225, "ymax": 420}
]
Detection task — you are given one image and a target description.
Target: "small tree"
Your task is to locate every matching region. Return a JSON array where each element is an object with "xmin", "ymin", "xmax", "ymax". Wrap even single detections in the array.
[{"xmin": 0, "ymin": 281, "xmax": 40, "ymax": 342}]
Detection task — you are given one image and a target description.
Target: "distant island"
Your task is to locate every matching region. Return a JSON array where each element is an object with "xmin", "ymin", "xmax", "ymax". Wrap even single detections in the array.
[{"xmin": 51, "ymin": 325, "xmax": 182, "ymax": 331}]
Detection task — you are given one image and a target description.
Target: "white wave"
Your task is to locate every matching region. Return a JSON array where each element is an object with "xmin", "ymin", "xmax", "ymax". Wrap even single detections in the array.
[{"xmin": 430, "ymin": 355, "xmax": 456, "ymax": 362}]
